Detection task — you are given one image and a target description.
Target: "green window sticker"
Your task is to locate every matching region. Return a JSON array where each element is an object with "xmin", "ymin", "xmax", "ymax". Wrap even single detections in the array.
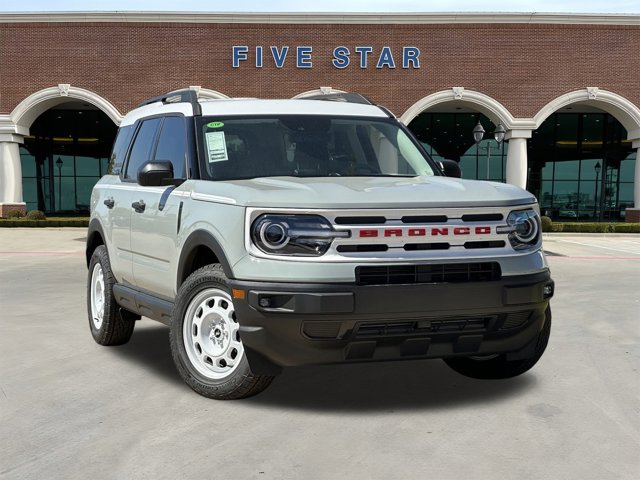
[{"xmin": 207, "ymin": 121, "xmax": 225, "ymax": 129}]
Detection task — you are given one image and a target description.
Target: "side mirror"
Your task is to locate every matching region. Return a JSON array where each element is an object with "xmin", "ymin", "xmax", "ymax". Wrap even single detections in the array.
[
  {"xmin": 439, "ymin": 159, "xmax": 461, "ymax": 178},
  {"xmin": 138, "ymin": 161, "xmax": 174, "ymax": 187}
]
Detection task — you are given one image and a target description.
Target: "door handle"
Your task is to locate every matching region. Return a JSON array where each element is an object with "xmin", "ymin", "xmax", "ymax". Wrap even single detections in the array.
[
  {"xmin": 131, "ymin": 200, "xmax": 146, "ymax": 213},
  {"xmin": 104, "ymin": 197, "xmax": 115, "ymax": 209}
]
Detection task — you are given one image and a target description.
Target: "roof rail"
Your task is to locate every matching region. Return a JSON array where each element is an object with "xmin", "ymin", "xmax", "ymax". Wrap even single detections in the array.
[
  {"xmin": 301, "ymin": 92, "xmax": 374, "ymax": 105},
  {"xmin": 136, "ymin": 89, "xmax": 202, "ymax": 115},
  {"xmin": 301, "ymin": 92, "xmax": 395, "ymax": 118}
]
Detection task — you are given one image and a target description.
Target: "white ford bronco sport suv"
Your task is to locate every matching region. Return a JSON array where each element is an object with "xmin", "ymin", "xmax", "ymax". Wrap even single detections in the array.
[{"xmin": 86, "ymin": 90, "xmax": 554, "ymax": 400}]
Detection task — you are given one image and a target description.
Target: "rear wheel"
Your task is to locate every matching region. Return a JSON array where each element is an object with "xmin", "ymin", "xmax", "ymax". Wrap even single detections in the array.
[
  {"xmin": 444, "ymin": 306, "xmax": 551, "ymax": 379},
  {"xmin": 169, "ymin": 264, "xmax": 274, "ymax": 399},
  {"xmin": 87, "ymin": 245, "xmax": 135, "ymax": 346}
]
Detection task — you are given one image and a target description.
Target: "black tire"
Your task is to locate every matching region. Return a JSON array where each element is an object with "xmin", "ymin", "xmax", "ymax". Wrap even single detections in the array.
[
  {"xmin": 169, "ymin": 264, "xmax": 274, "ymax": 400},
  {"xmin": 444, "ymin": 306, "xmax": 552, "ymax": 379},
  {"xmin": 87, "ymin": 245, "xmax": 135, "ymax": 346}
]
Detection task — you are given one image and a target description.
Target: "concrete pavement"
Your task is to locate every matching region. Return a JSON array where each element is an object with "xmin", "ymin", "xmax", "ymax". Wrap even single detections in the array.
[{"xmin": 0, "ymin": 229, "xmax": 639, "ymax": 479}]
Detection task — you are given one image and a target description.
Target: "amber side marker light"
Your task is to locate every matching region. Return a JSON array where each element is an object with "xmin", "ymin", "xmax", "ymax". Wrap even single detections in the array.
[{"xmin": 232, "ymin": 289, "xmax": 246, "ymax": 300}]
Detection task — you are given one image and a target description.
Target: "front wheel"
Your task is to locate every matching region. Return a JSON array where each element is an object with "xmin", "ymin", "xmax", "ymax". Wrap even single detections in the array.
[
  {"xmin": 87, "ymin": 245, "xmax": 135, "ymax": 346},
  {"xmin": 444, "ymin": 306, "xmax": 552, "ymax": 379},
  {"xmin": 169, "ymin": 265, "xmax": 274, "ymax": 400}
]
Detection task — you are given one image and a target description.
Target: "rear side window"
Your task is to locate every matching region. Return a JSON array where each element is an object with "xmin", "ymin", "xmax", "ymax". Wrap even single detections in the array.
[
  {"xmin": 107, "ymin": 125, "xmax": 134, "ymax": 175},
  {"xmin": 154, "ymin": 116, "xmax": 187, "ymax": 179},
  {"xmin": 124, "ymin": 118, "xmax": 161, "ymax": 180}
]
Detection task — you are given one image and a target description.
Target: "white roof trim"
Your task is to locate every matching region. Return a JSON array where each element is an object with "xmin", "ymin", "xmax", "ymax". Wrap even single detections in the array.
[{"xmin": 2, "ymin": 12, "xmax": 640, "ymax": 25}]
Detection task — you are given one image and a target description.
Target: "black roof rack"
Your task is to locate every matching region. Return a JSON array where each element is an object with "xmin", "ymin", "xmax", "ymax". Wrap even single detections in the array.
[
  {"xmin": 136, "ymin": 89, "xmax": 202, "ymax": 115},
  {"xmin": 301, "ymin": 92, "xmax": 373, "ymax": 105},
  {"xmin": 301, "ymin": 92, "xmax": 395, "ymax": 118}
]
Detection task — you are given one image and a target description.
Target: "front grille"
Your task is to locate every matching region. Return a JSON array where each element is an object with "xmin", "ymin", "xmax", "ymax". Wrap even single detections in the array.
[
  {"xmin": 355, "ymin": 262, "xmax": 501, "ymax": 286},
  {"xmin": 337, "ymin": 244, "xmax": 388, "ymax": 253},
  {"xmin": 403, "ymin": 243, "xmax": 450, "ymax": 251},
  {"xmin": 298, "ymin": 207, "xmax": 519, "ymax": 259},
  {"xmin": 461, "ymin": 213, "xmax": 504, "ymax": 222},
  {"xmin": 334, "ymin": 216, "xmax": 386, "ymax": 225},
  {"xmin": 401, "ymin": 215, "xmax": 448, "ymax": 224},
  {"xmin": 354, "ymin": 316, "xmax": 491, "ymax": 339},
  {"xmin": 464, "ymin": 241, "xmax": 506, "ymax": 249}
]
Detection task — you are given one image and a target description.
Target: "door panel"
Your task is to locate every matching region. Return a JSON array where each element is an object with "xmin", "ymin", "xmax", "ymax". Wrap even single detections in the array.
[
  {"xmin": 130, "ymin": 115, "xmax": 189, "ymax": 300},
  {"xmin": 109, "ymin": 182, "xmax": 135, "ymax": 285},
  {"xmin": 130, "ymin": 186, "xmax": 183, "ymax": 299}
]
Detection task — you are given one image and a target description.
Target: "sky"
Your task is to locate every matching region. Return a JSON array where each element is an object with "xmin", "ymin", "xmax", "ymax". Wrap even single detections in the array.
[{"xmin": 2, "ymin": 0, "xmax": 640, "ymax": 13}]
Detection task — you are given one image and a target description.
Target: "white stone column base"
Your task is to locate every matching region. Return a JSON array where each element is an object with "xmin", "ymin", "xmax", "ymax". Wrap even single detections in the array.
[
  {"xmin": 0, "ymin": 140, "xmax": 24, "ymax": 206},
  {"xmin": 635, "ymin": 147, "xmax": 640, "ymax": 211},
  {"xmin": 505, "ymin": 136, "xmax": 528, "ymax": 189}
]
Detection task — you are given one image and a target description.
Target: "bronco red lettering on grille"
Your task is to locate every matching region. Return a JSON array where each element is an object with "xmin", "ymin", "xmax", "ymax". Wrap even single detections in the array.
[
  {"xmin": 360, "ymin": 229, "xmax": 378, "ymax": 238},
  {"xmin": 432, "ymin": 227, "xmax": 449, "ymax": 236},
  {"xmin": 454, "ymin": 227, "xmax": 471, "ymax": 235},
  {"xmin": 408, "ymin": 228, "xmax": 426, "ymax": 236},
  {"xmin": 475, "ymin": 226, "xmax": 491, "ymax": 235},
  {"xmin": 384, "ymin": 229, "xmax": 403, "ymax": 237}
]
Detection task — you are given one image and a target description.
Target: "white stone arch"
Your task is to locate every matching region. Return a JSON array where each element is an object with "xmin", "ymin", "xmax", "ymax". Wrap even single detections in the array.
[
  {"xmin": 399, "ymin": 88, "xmax": 517, "ymax": 128},
  {"xmin": 400, "ymin": 88, "xmax": 531, "ymax": 189},
  {"xmin": 292, "ymin": 87, "xmax": 347, "ymax": 99},
  {"xmin": 10, "ymin": 84, "xmax": 123, "ymax": 128},
  {"xmin": 533, "ymin": 87, "xmax": 640, "ymax": 216},
  {"xmin": 0, "ymin": 85, "xmax": 124, "ymax": 213},
  {"xmin": 533, "ymin": 88, "xmax": 640, "ymax": 140}
]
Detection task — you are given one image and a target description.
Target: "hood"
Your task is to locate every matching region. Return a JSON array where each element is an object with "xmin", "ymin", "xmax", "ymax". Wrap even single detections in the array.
[{"xmin": 193, "ymin": 176, "xmax": 537, "ymax": 209}]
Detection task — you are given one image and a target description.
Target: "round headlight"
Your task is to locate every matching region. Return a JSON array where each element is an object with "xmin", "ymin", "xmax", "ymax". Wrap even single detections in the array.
[
  {"xmin": 251, "ymin": 214, "xmax": 349, "ymax": 256},
  {"xmin": 259, "ymin": 221, "xmax": 290, "ymax": 250},
  {"xmin": 513, "ymin": 216, "xmax": 539, "ymax": 243},
  {"xmin": 500, "ymin": 209, "xmax": 541, "ymax": 251}
]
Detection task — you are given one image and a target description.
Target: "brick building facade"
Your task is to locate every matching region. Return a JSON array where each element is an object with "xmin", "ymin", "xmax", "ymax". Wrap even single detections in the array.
[{"xmin": 1, "ymin": 12, "xmax": 639, "ymax": 220}]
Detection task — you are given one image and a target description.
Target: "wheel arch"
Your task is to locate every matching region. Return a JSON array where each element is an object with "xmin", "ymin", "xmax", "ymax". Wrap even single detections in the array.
[
  {"xmin": 177, "ymin": 230, "xmax": 234, "ymax": 290},
  {"xmin": 86, "ymin": 218, "xmax": 106, "ymax": 268}
]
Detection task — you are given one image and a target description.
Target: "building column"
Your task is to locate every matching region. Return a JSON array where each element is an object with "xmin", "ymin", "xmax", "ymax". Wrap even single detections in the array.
[
  {"xmin": 0, "ymin": 134, "xmax": 26, "ymax": 218},
  {"xmin": 627, "ymin": 142, "xmax": 640, "ymax": 222},
  {"xmin": 636, "ymin": 146, "xmax": 640, "ymax": 208},
  {"xmin": 505, "ymin": 130, "xmax": 532, "ymax": 189}
]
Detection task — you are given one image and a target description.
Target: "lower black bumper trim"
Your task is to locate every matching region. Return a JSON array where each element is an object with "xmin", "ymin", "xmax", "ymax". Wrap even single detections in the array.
[{"xmin": 229, "ymin": 271, "xmax": 553, "ymax": 370}]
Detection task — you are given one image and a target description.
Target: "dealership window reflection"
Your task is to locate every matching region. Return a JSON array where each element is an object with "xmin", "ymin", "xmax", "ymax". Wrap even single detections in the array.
[
  {"xmin": 19, "ymin": 107, "xmax": 116, "ymax": 214},
  {"xmin": 528, "ymin": 112, "xmax": 635, "ymax": 221},
  {"xmin": 408, "ymin": 112, "xmax": 508, "ymax": 182}
]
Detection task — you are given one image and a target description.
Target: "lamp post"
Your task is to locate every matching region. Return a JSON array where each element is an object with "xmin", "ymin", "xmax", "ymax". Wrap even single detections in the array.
[
  {"xmin": 473, "ymin": 121, "xmax": 506, "ymax": 180},
  {"xmin": 594, "ymin": 161, "xmax": 601, "ymax": 220},
  {"xmin": 56, "ymin": 157, "xmax": 63, "ymax": 212}
]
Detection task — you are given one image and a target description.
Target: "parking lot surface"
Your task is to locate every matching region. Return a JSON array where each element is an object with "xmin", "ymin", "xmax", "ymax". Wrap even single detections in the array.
[{"xmin": 1, "ymin": 229, "xmax": 639, "ymax": 480}]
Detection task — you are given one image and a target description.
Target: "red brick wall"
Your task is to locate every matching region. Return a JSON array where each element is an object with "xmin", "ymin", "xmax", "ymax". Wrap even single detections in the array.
[{"xmin": 1, "ymin": 21, "xmax": 640, "ymax": 118}]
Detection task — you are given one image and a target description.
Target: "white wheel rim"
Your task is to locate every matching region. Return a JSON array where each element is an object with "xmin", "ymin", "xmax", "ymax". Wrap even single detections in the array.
[
  {"xmin": 90, "ymin": 263, "xmax": 105, "ymax": 330},
  {"xmin": 183, "ymin": 288, "xmax": 244, "ymax": 380}
]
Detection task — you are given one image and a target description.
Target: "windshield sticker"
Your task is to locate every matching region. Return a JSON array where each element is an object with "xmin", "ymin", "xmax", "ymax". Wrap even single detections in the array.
[
  {"xmin": 207, "ymin": 121, "xmax": 225, "ymax": 129},
  {"xmin": 205, "ymin": 131, "xmax": 228, "ymax": 163}
]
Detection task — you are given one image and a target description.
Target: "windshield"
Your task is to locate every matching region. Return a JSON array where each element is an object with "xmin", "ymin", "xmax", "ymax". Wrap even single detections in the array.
[{"xmin": 198, "ymin": 116, "xmax": 436, "ymax": 180}]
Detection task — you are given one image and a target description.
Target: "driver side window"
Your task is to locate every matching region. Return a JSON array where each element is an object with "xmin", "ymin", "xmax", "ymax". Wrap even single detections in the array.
[
  {"xmin": 124, "ymin": 118, "xmax": 161, "ymax": 180},
  {"xmin": 154, "ymin": 116, "xmax": 187, "ymax": 179}
]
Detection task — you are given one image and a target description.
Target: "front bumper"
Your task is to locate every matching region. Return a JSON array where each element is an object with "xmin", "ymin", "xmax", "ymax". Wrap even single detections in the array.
[{"xmin": 229, "ymin": 271, "xmax": 554, "ymax": 374}]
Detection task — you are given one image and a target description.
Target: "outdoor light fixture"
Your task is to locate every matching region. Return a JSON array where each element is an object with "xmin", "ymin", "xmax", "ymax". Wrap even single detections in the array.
[
  {"xmin": 494, "ymin": 123, "xmax": 506, "ymax": 143},
  {"xmin": 594, "ymin": 161, "xmax": 602, "ymax": 220},
  {"xmin": 472, "ymin": 121, "xmax": 485, "ymax": 144},
  {"xmin": 472, "ymin": 121, "xmax": 506, "ymax": 179},
  {"xmin": 56, "ymin": 157, "xmax": 63, "ymax": 212}
]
